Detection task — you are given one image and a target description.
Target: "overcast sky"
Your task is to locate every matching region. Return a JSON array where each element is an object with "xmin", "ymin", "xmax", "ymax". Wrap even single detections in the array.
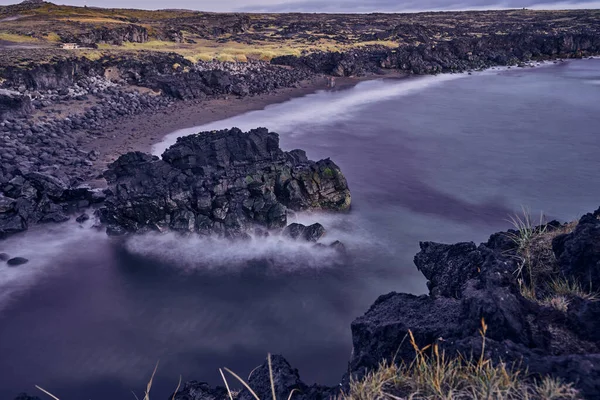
[{"xmin": 1, "ymin": 0, "xmax": 599, "ymax": 12}]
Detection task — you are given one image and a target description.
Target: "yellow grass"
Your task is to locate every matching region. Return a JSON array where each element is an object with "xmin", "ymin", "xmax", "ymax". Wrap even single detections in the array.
[
  {"xmin": 44, "ymin": 32, "xmax": 61, "ymax": 42},
  {"xmin": 58, "ymin": 17, "xmax": 128, "ymax": 24},
  {"xmin": 0, "ymin": 33, "xmax": 41, "ymax": 43},
  {"xmin": 94, "ymin": 36, "xmax": 398, "ymax": 63},
  {"xmin": 344, "ymin": 325, "xmax": 580, "ymax": 400},
  {"xmin": 79, "ymin": 50, "xmax": 104, "ymax": 61}
]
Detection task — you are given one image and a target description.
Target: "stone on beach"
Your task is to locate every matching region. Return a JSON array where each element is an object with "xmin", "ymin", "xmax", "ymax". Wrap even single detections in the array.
[{"xmin": 7, "ymin": 257, "xmax": 28, "ymax": 266}]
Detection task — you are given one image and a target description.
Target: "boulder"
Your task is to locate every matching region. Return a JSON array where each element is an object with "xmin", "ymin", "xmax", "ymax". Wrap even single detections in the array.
[
  {"xmin": 100, "ymin": 128, "xmax": 351, "ymax": 237},
  {"xmin": 0, "ymin": 172, "xmax": 95, "ymax": 238},
  {"xmin": 238, "ymin": 355, "xmax": 308, "ymax": 400},
  {"xmin": 7, "ymin": 257, "xmax": 28, "ymax": 266},
  {"xmin": 414, "ymin": 241, "xmax": 483, "ymax": 298},
  {"xmin": 282, "ymin": 223, "xmax": 326, "ymax": 242},
  {"xmin": 350, "ymin": 293, "xmax": 462, "ymax": 374}
]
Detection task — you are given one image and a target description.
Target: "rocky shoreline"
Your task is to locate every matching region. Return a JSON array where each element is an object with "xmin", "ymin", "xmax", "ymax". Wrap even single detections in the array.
[
  {"xmin": 0, "ymin": 127, "xmax": 353, "ymax": 243},
  {"xmin": 165, "ymin": 207, "xmax": 599, "ymax": 400},
  {"xmin": 2, "ymin": 7, "xmax": 600, "ymax": 397},
  {"xmin": 11, "ymin": 205, "xmax": 598, "ymax": 399},
  {"xmin": 0, "ymin": 55, "xmax": 318, "ymax": 183}
]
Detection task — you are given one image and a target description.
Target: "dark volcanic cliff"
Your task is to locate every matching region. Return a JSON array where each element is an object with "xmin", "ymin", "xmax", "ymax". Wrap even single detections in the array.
[{"xmin": 273, "ymin": 32, "xmax": 600, "ymax": 76}]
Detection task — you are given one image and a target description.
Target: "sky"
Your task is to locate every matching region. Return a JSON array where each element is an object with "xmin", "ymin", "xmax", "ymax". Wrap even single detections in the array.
[{"xmin": 1, "ymin": 0, "xmax": 600, "ymax": 12}]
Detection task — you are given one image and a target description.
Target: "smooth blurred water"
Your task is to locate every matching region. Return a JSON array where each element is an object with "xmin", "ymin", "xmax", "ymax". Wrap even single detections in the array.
[{"xmin": 1, "ymin": 59, "xmax": 599, "ymax": 399}]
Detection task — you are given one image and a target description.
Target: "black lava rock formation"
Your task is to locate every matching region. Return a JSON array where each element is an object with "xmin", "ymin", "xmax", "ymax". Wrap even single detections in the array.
[
  {"xmin": 0, "ymin": 170, "xmax": 105, "ymax": 238},
  {"xmin": 99, "ymin": 127, "xmax": 351, "ymax": 237},
  {"xmin": 350, "ymin": 211, "xmax": 600, "ymax": 398}
]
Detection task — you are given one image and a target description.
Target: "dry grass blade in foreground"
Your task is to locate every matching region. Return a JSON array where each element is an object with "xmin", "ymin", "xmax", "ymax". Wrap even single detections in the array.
[
  {"xmin": 220, "ymin": 353, "xmax": 299, "ymax": 400},
  {"xmin": 34, "ymin": 386, "xmax": 60, "ymax": 400},
  {"xmin": 505, "ymin": 207, "xmax": 598, "ymax": 306},
  {"xmin": 344, "ymin": 321, "xmax": 580, "ymax": 400},
  {"xmin": 142, "ymin": 361, "xmax": 160, "ymax": 400}
]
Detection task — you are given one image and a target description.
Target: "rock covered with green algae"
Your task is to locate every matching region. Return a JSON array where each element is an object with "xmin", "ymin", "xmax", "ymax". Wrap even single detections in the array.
[{"xmin": 100, "ymin": 127, "xmax": 351, "ymax": 237}]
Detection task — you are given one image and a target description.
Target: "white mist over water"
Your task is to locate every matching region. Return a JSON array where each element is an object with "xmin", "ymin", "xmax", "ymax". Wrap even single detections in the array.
[
  {"xmin": 124, "ymin": 212, "xmax": 380, "ymax": 272},
  {"xmin": 152, "ymin": 73, "xmax": 467, "ymax": 156},
  {"xmin": 0, "ymin": 221, "xmax": 107, "ymax": 311}
]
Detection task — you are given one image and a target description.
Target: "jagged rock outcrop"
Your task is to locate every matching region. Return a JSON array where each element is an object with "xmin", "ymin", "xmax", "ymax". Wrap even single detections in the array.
[
  {"xmin": 0, "ymin": 53, "xmax": 191, "ymax": 91},
  {"xmin": 99, "ymin": 127, "xmax": 351, "ymax": 236},
  {"xmin": 0, "ymin": 170, "xmax": 104, "ymax": 238},
  {"xmin": 273, "ymin": 47, "xmax": 388, "ymax": 77},
  {"xmin": 350, "ymin": 212, "xmax": 600, "ymax": 398}
]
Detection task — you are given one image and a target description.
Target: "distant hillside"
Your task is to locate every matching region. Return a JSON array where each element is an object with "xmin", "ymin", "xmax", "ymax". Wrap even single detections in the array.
[{"xmin": 0, "ymin": 1, "xmax": 599, "ymax": 65}]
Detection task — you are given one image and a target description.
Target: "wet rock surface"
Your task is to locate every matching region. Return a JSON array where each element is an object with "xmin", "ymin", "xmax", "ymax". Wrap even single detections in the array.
[{"xmin": 99, "ymin": 127, "xmax": 351, "ymax": 237}]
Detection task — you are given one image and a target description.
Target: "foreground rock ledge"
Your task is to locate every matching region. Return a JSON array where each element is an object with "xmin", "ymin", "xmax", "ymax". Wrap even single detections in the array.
[{"xmin": 100, "ymin": 127, "xmax": 351, "ymax": 236}]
